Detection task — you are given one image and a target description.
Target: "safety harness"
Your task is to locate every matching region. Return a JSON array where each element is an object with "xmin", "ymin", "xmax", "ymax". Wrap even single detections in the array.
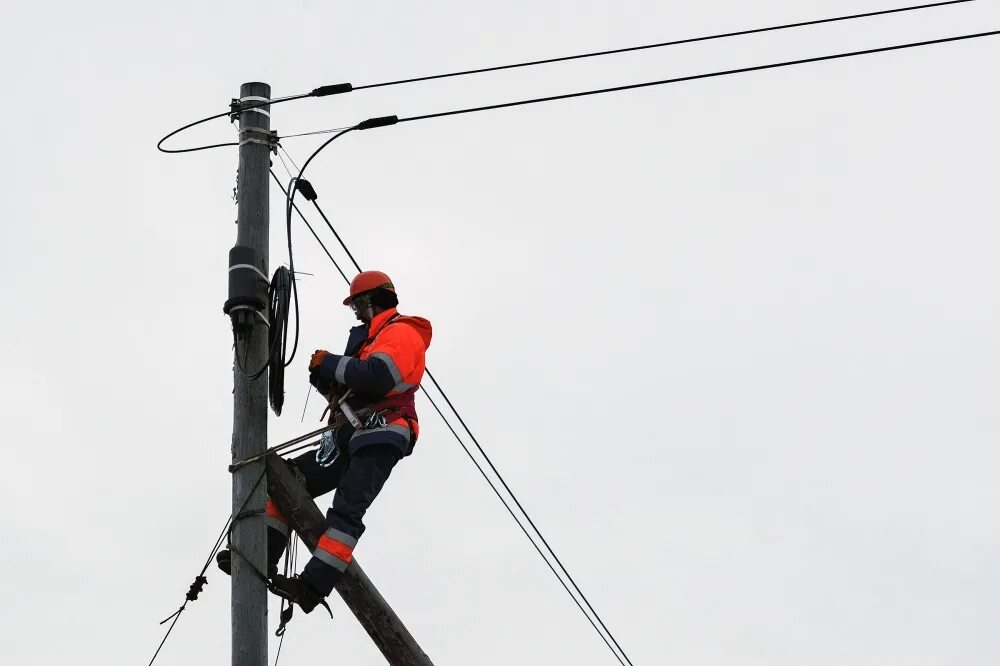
[{"xmin": 322, "ymin": 314, "xmax": 420, "ymax": 450}]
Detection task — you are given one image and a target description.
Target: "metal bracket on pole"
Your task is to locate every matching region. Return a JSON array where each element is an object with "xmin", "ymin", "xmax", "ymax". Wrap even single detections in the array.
[
  {"xmin": 230, "ymin": 96, "xmax": 273, "ymax": 121},
  {"xmin": 239, "ymin": 127, "xmax": 279, "ymax": 152}
]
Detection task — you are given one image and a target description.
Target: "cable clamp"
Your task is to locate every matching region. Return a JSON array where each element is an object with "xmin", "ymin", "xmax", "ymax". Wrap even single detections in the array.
[
  {"xmin": 295, "ymin": 179, "xmax": 318, "ymax": 202},
  {"xmin": 227, "ymin": 304, "xmax": 270, "ymax": 327},
  {"xmin": 311, "ymin": 83, "xmax": 353, "ymax": 97},
  {"xmin": 356, "ymin": 115, "xmax": 398, "ymax": 131},
  {"xmin": 230, "ymin": 96, "xmax": 272, "ymax": 122},
  {"xmin": 238, "ymin": 127, "xmax": 278, "ymax": 152}
]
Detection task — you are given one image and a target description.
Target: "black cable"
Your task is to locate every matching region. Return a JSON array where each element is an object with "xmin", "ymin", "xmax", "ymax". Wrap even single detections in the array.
[
  {"xmin": 309, "ymin": 200, "xmax": 363, "ymax": 274},
  {"xmin": 270, "ymin": 170, "xmax": 351, "ymax": 285},
  {"xmin": 159, "ymin": 2, "xmax": 974, "ymax": 153},
  {"xmin": 354, "ymin": 0, "xmax": 974, "ymax": 91},
  {"xmin": 421, "ymin": 369, "xmax": 636, "ymax": 664},
  {"xmin": 284, "ymin": 156, "xmax": 633, "ymax": 663},
  {"xmin": 253, "ymin": 27, "xmax": 997, "ymax": 652},
  {"xmin": 418, "ymin": 387, "xmax": 627, "ymax": 665},
  {"xmin": 282, "ymin": 128, "xmax": 357, "ymax": 369},
  {"xmin": 148, "ymin": 470, "xmax": 267, "ymax": 666},
  {"xmin": 147, "ymin": 515, "xmax": 231, "ymax": 666},
  {"xmin": 269, "ymin": 268, "xmax": 291, "ymax": 415},
  {"xmin": 396, "ymin": 29, "xmax": 1000, "ymax": 126},
  {"xmin": 233, "ymin": 266, "xmax": 293, "ymax": 415},
  {"xmin": 157, "ymin": 92, "xmax": 311, "ymax": 154}
]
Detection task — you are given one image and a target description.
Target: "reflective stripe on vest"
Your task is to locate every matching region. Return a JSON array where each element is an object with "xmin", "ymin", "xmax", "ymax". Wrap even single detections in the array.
[{"xmin": 369, "ymin": 351, "xmax": 416, "ymax": 393}]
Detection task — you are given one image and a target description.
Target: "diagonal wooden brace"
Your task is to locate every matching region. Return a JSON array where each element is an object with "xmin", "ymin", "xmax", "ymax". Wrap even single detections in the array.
[{"xmin": 266, "ymin": 455, "xmax": 433, "ymax": 665}]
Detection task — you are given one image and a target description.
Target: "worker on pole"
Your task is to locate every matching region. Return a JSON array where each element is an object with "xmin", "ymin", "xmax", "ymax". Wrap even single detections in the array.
[{"xmin": 218, "ymin": 270, "xmax": 432, "ymax": 613}]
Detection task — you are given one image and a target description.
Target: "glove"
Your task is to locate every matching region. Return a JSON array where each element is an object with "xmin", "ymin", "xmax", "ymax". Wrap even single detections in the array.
[
  {"xmin": 310, "ymin": 366, "xmax": 333, "ymax": 396},
  {"xmin": 310, "ymin": 349, "xmax": 329, "ymax": 369}
]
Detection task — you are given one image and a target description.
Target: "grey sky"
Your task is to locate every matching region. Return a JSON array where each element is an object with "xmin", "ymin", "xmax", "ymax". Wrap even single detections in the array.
[{"xmin": 2, "ymin": 1, "xmax": 999, "ymax": 664}]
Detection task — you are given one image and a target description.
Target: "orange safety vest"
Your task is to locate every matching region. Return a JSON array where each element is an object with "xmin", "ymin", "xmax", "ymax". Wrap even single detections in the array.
[{"xmin": 336, "ymin": 308, "xmax": 432, "ymax": 453}]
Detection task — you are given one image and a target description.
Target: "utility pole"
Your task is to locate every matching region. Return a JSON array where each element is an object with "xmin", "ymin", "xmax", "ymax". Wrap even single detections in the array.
[
  {"xmin": 223, "ymin": 81, "xmax": 429, "ymax": 665},
  {"xmin": 230, "ymin": 81, "xmax": 272, "ymax": 666}
]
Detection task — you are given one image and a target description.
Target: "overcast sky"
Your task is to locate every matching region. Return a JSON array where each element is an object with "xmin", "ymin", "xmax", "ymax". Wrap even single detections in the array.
[{"xmin": 2, "ymin": 1, "xmax": 999, "ymax": 664}]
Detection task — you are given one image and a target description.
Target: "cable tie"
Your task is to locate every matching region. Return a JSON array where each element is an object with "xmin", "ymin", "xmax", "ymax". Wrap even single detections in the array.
[
  {"xmin": 295, "ymin": 179, "xmax": 318, "ymax": 202},
  {"xmin": 229, "ymin": 262, "xmax": 270, "ymax": 283},
  {"xmin": 356, "ymin": 115, "xmax": 398, "ymax": 130},
  {"xmin": 311, "ymin": 83, "xmax": 353, "ymax": 97}
]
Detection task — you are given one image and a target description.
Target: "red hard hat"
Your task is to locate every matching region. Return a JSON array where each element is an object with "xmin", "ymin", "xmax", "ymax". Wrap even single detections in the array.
[{"xmin": 343, "ymin": 270, "xmax": 396, "ymax": 305}]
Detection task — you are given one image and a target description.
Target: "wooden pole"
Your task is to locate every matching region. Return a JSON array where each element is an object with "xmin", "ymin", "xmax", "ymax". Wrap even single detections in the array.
[
  {"xmin": 267, "ymin": 455, "xmax": 434, "ymax": 665},
  {"xmin": 231, "ymin": 81, "xmax": 271, "ymax": 666}
]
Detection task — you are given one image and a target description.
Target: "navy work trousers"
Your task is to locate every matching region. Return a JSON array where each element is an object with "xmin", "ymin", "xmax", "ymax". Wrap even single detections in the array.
[{"xmin": 268, "ymin": 441, "xmax": 402, "ymax": 595}]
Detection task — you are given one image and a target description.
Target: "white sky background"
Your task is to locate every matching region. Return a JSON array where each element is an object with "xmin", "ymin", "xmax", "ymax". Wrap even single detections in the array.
[{"xmin": 1, "ymin": 0, "xmax": 999, "ymax": 664}]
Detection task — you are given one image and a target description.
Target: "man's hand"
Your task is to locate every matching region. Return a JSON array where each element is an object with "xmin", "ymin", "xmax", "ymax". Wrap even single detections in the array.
[
  {"xmin": 309, "ymin": 350, "xmax": 333, "ymax": 395},
  {"xmin": 310, "ymin": 349, "xmax": 329, "ymax": 369}
]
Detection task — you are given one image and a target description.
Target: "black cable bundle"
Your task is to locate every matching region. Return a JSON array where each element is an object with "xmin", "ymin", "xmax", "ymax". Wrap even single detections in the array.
[
  {"xmin": 234, "ymin": 265, "xmax": 292, "ymax": 415},
  {"xmin": 266, "ymin": 267, "xmax": 291, "ymax": 415}
]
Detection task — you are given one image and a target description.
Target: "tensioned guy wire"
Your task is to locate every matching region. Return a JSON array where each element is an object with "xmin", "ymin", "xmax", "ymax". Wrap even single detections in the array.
[{"xmin": 158, "ymin": 1, "xmax": 976, "ymax": 151}]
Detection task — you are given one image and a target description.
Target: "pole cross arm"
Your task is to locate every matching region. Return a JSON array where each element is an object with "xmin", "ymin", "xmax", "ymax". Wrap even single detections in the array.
[{"xmin": 266, "ymin": 456, "xmax": 434, "ymax": 665}]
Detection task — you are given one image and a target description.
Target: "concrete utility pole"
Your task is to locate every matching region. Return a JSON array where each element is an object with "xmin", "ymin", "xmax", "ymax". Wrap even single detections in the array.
[
  {"xmin": 231, "ymin": 81, "xmax": 271, "ymax": 666},
  {"xmin": 267, "ymin": 456, "xmax": 434, "ymax": 665}
]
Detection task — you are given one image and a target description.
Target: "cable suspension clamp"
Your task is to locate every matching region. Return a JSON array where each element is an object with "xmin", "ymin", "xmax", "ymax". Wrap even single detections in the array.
[
  {"xmin": 229, "ymin": 96, "xmax": 272, "ymax": 122},
  {"xmin": 238, "ymin": 127, "xmax": 278, "ymax": 152}
]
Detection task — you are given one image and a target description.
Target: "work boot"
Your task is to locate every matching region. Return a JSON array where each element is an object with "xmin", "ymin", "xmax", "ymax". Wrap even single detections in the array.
[
  {"xmin": 215, "ymin": 549, "xmax": 278, "ymax": 579},
  {"xmin": 269, "ymin": 574, "xmax": 330, "ymax": 616}
]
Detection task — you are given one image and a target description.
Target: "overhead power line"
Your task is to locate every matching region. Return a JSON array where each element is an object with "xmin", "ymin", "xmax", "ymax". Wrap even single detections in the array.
[
  {"xmin": 351, "ymin": 0, "xmax": 974, "ymax": 91},
  {"xmin": 394, "ymin": 29, "xmax": 1000, "ymax": 125},
  {"xmin": 283, "ymin": 29, "xmax": 1000, "ymax": 139},
  {"xmin": 157, "ymin": 1, "xmax": 975, "ymax": 152},
  {"xmin": 268, "ymin": 25, "xmax": 999, "ymax": 652}
]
